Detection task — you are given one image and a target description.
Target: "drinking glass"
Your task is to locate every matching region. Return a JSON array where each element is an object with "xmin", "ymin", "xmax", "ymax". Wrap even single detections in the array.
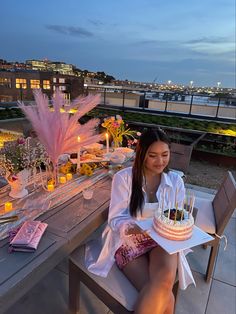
[{"xmin": 82, "ymin": 188, "xmax": 94, "ymax": 208}]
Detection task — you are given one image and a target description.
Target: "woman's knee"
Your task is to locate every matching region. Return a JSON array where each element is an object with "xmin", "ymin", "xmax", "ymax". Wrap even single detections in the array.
[
  {"xmin": 149, "ymin": 250, "xmax": 177, "ymax": 284},
  {"xmin": 150, "ymin": 269, "xmax": 176, "ymax": 292}
]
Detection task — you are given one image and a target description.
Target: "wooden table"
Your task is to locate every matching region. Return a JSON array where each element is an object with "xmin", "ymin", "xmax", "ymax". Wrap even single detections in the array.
[{"xmin": 0, "ymin": 174, "xmax": 112, "ymax": 313}]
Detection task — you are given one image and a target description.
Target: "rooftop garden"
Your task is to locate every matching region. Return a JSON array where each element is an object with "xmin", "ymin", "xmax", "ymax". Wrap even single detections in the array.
[{"xmin": 88, "ymin": 108, "xmax": 236, "ymax": 137}]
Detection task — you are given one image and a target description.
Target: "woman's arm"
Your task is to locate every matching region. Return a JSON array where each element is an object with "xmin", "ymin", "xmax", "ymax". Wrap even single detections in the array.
[{"xmin": 108, "ymin": 171, "xmax": 135, "ymax": 232}]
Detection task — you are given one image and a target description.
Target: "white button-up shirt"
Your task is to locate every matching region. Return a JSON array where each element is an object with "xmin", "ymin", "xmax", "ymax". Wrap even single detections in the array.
[{"xmin": 86, "ymin": 166, "xmax": 195, "ymax": 289}]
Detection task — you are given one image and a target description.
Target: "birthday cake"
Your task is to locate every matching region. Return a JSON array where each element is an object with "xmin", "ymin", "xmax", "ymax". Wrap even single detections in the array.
[{"xmin": 153, "ymin": 209, "xmax": 194, "ymax": 241}]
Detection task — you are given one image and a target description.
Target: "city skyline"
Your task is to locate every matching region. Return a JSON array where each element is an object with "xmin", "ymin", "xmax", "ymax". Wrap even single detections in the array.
[{"xmin": 0, "ymin": 0, "xmax": 235, "ymax": 88}]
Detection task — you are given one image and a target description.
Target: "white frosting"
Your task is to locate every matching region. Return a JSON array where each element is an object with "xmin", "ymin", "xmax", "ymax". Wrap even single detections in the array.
[{"xmin": 153, "ymin": 209, "xmax": 194, "ymax": 240}]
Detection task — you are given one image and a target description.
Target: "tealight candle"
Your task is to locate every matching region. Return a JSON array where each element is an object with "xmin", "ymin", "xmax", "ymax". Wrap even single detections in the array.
[
  {"xmin": 47, "ymin": 184, "xmax": 54, "ymax": 192},
  {"xmin": 66, "ymin": 173, "xmax": 72, "ymax": 181},
  {"xmin": 59, "ymin": 176, "xmax": 67, "ymax": 184},
  {"xmin": 5, "ymin": 202, "xmax": 13, "ymax": 212},
  {"xmin": 105, "ymin": 132, "xmax": 109, "ymax": 154}
]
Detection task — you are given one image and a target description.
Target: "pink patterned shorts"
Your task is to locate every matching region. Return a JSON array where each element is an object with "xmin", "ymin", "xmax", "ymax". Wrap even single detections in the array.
[{"xmin": 114, "ymin": 233, "xmax": 157, "ymax": 269}]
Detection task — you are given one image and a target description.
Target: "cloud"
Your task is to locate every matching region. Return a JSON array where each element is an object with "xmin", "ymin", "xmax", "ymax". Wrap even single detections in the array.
[
  {"xmin": 185, "ymin": 36, "xmax": 232, "ymax": 44},
  {"xmin": 45, "ymin": 25, "xmax": 93, "ymax": 37},
  {"xmin": 87, "ymin": 19, "xmax": 104, "ymax": 27},
  {"xmin": 132, "ymin": 39, "xmax": 161, "ymax": 46}
]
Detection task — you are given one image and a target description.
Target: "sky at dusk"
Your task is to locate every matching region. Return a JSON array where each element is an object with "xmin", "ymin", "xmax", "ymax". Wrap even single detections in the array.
[{"xmin": 1, "ymin": 0, "xmax": 235, "ymax": 87}]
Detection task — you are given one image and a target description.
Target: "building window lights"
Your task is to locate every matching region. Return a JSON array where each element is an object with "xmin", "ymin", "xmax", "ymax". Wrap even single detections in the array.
[
  {"xmin": 30, "ymin": 79, "xmax": 40, "ymax": 89},
  {"xmin": 16, "ymin": 78, "xmax": 27, "ymax": 89},
  {"xmin": 43, "ymin": 80, "xmax": 50, "ymax": 90}
]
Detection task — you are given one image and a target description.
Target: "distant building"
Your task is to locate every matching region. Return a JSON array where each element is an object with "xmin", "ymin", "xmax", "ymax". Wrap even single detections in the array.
[
  {"xmin": 84, "ymin": 77, "xmax": 103, "ymax": 85},
  {"xmin": 25, "ymin": 59, "xmax": 77, "ymax": 76},
  {"xmin": 0, "ymin": 59, "xmax": 31, "ymax": 71},
  {"xmin": 0, "ymin": 69, "xmax": 84, "ymax": 102}
]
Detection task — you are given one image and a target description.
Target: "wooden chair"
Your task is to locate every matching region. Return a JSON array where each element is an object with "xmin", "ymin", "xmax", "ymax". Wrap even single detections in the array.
[
  {"xmin": 194, "ymin": 171, "xmax": 236, "ymax": 282},
  {"xmin": 69, "ymin": 227, "xmax": 179, "ymax": 314},
  {"xmin": 169, "ymin": 143, "xmax": 193, "ymax": 176}
]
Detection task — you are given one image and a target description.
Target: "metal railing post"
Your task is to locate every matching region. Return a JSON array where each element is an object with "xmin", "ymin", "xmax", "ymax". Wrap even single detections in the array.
[
  {"xmin": 216, "ymin": 97, "xmax": 221, "ymax": 118},
  {"xmin": 164, "ymin": 94, "xmax": 168, "ymax": 112},
  {"xmin": 104, "ymin": 88, "xmax": 106, "ymax": 105},
  {"xmin": 189, "ymin": 95, "xmax": 194, "ymax": 115},
  {"xmin": 122, "ymin": 89, "xmax": 125, "ymax": 112}
]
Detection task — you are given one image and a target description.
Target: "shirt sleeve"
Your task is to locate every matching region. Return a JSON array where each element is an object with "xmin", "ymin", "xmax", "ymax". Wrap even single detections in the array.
[{"xmin": 108, "ymin": 171, "xmax": 134, "ymax": 232}]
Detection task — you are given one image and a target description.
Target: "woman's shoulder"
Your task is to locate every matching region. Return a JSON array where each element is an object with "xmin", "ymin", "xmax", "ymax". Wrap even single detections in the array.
[
  {"xmin": 114, "ymin": 166, "xmax": 132, "ymax": 178},
  {"xmin": 166, "ymin": 170, "xmax": 184, "ymax": 183}
]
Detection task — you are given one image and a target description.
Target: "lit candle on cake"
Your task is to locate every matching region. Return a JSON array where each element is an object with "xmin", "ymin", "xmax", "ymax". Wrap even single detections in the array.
[
  {"xmin": 4, "ymin": 202, "xmax": 13, "ymax": 212},
  {"xmin": 162, "ymin": 188, "xmax": 166, "ymax": 215},
  {"xmin": 66, "ymin": 173, "xmax": 72, "ymax": 181},
  {"xmin": 190, "ymin": 194, "xmax": 195, "ymax": 215},
  {"xmin": 59, "ymin": 176, "xmax": 66, "ymax": 184},
  {"xmin": 47, "ymin": 184, "xmax": 54, "ymax": 192},
  {"xmin": 105, "ymin": 133, "xmax": 109, "ymax": 154},
  {"xmin": 168, "ymin": 202, "xmax": 171, "ymax": 219},
  {"xmin": 77, "ymin": 136, "xmax": 81, "ymax": 170}
]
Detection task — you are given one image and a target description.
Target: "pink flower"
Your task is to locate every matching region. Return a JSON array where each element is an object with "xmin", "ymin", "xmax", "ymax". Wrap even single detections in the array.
[
  {"xmin": 112, "ymin": 121, "xmax": 120, "ymax": 128},
  {"xmin": 8, "ymin": 174, "xmax": 18, "ymax": 182},
  {"xmin": 17, "ymin": 138, "xmax": 26, "ymax": 145}
]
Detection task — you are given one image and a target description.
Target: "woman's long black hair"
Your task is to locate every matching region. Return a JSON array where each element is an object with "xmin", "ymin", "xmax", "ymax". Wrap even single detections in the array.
[{"xmin": 129, "ymin": 128, "xmax": 171, "ymax": 217}]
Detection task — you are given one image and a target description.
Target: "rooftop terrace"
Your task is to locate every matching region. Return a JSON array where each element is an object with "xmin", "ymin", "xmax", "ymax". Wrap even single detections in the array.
[
  {"xmin": 2, "ymin": 181, "xmax": 235, "ymax": 314},
  {"xmin": 0, "ymin": 117, "xmax": 235, "ymax": 314}
]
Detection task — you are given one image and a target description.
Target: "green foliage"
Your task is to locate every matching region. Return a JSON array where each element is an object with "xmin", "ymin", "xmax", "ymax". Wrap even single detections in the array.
[
  {"xmin": 0, "ymin": 108, "xmax": 25, "ymax": 120},
  {"xmin": 88, "ymin": 109, "xmax": 236, "ymax": 137}
]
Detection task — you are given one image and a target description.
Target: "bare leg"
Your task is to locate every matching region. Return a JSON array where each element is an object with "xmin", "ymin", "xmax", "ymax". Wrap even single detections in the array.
[
  {"xmin": 122, "ymin": 254, "xmax": 149, "ymax": 291},
  {"xmin": 164, "ymin": 292, "xmax": 175, "ymax": 314},
  {"xmin": 134, "ymin": 245, "xmax": 177, "ymax": 314}
]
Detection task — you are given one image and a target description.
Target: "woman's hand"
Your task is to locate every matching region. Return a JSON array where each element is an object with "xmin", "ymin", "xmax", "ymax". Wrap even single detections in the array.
[{"xmin": 126, "ymin": 223, "xmax": 146, "ymax": 235}]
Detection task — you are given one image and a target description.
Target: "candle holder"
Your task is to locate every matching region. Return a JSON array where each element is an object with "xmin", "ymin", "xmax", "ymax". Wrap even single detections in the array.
[
  {"xmin": 59, "ymin": 176, "xmax": 67, "ymax": 184},
  {"xmin": 4, "ymin": 202, "xmax": 13, "ymax": 212},
  {"xmin": 47, "ymin": 184, "xmax": 54, "ymax": 192},
  {"xmin": 66, "ymin": 173, "xmax": 73, "ymax": 180}
]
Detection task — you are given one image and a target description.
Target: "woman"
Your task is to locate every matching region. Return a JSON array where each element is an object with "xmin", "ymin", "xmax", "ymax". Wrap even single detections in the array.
[{"xmin": 86, "ymin": 128, "xmax": 190, "ymax": 314}]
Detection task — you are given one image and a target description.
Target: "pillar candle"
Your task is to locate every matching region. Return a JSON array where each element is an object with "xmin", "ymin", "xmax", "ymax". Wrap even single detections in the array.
[{"xmin": 105, "ymin": 133, "xmax": 109, "ymax": 154}]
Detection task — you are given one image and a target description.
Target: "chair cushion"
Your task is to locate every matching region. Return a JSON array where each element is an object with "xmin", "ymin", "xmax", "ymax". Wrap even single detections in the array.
[
  {"xmin": 70, "ymin": 244, "xmax": 138, "ymax": 311},
  {"xmin": 194, "ymin": 197, "xmax": 216, "ymax": 234}
]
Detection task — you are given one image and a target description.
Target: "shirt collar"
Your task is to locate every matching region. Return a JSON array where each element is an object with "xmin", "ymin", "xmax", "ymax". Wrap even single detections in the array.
[
  {"xmin": 160, "ymin": 171, "xmax": 173, "ymax": 188},
  {"xmin": 142, "ymin": 171, "xmax": 173, "ymax": 191}
]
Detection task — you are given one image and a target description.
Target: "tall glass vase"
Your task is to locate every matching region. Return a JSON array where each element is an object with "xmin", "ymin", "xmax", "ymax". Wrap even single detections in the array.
[
  {"xmin": 8, "ymin": 169, "xmax": 30, "ymax": 199},
  {"xmin": 113, "ymin": 137, "xmax": 122, "ymax": 148}
]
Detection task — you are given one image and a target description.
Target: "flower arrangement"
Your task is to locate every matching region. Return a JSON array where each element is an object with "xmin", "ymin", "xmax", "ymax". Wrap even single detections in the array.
[
  {"xmin": 18, "ymin": 89, "xmax": 102, "ymax": 183},
  {"xmin": 0, "ymin": 131, "xmax": 20, "ymax": 148},
  {"xmin": 79, "ymin": 163, "xmax": 97, "ymax": 176},
  {"xmin": 101, "ymin": 115, "xmax": 136, "ymax": 147},
  {"xmin": 0, "ymin": 137, "xmax": 48, "ymax": 178},
  {"xmin": 127, "ymin": 131, "xmax": 142, "ymax": 149},
  {"xmin": 59, "ymin": 161, "xmax": 75, "ymax": 174}
]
